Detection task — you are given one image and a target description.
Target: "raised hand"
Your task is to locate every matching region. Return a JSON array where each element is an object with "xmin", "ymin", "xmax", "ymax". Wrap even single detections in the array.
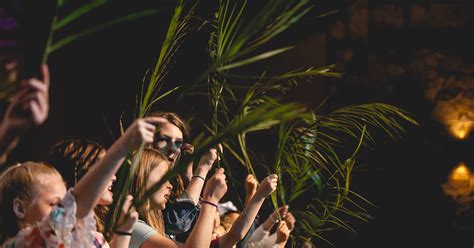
[
  {"xmin": 115, "ymin": 195, "xmax": 139, "ymax": 233},
  {"xmin": 1, "ymin": 64, "xmax": 49, "ymax": 133},
  {"xmin": 284, "ymin": 212, "xmax": 296, "ymax": 231},
  {"xmin": 110, "ymin": 195, "xmax": 138, "ymax": 248},
  {"xmin": 0, "ymin": 65, "xmax": 50, "ymax": 163},
  {"xmin": 275, "ymin": 222, "xmax": 291, "ymax": 247},
  {"xmin": 120, "ymin": 116, "xmax": 167, "ymax": 152},
  {"xmin": 244, "ymin": 174, "xmax": 258, "ymax": 195},
  {"xmin": 198, "ymin": 143, "xmax": 222, "ymax": 168},
  {"xmin": 255, "ymin": 174, "xmax": 278, "ymax": 198},
  {"xmin": 202, "ymin": 168, "xmax": 228, "ymax": 204}
]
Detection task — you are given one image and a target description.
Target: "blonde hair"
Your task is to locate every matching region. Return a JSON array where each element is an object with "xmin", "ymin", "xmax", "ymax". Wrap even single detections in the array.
[
  {"xmin": 0, "ymin": 162, "xmax": 63, "ymax": 241},
  {"xmin": 131, "ymin": 148, "xmax": 170, "ymax": 235}
]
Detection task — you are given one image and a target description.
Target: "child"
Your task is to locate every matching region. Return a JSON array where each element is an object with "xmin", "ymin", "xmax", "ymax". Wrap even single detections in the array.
[
  {"xmin": 47, "ymin": 139, "xmax": 139, "ymax": 247},
  {"xmin": 0, "ymin": 116, "xmax": 162, "ymax": 247}
]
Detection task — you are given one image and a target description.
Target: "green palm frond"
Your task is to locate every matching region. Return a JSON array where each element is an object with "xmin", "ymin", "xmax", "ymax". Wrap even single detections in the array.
[
  {"xmin": 257, "ymin": 102, "xmax": 416, "ymax": 245},
  {"xmin": 139, "ymin": 0, "xmax": 194, "ymax": 117},
  {"xmin": 106, "ymin": 0, "xmax": 194, "ymax": 236},
  {"xmin": 53, "ymin": 0, "xmax": 108, "ymax": 31},
  {"xmin": 135, "ymin": 100, "xmax": 308, "ymax": 207},
  {"xmin": 43, "ymin": 1, "xmax": 168, "ymax": 61}
]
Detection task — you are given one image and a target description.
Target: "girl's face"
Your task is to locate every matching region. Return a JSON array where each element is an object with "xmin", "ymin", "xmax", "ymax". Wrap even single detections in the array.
[
  {"xmin": 97, "ymin": 174, "xmax": 116, "ymax": 205},
  {"xmin": 24, "ymin": 174, "xmax": 67, "ymax": 224},
  {"xmin": 154, "ymin": 121, "xmax": 184, "ymax": 164},
  {"xmin": 146, "ymin": 161, "xmax": 173, "ymax": 210}
]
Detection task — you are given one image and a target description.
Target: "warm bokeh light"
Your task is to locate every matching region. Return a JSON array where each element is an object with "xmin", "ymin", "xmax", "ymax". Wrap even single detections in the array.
[
  {"xmin": 450, "ymin": 162, "xmax": 471, "ymax": 182},
  {"xmin": 448, "ymin": 115, "xmax": 473, "ymax": 140},
  {"xmin": 442, "ymin": 162, "xmax": 473, "ymax": 199}
]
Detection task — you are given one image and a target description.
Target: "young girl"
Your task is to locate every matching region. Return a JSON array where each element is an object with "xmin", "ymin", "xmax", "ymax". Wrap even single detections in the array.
[
  {"xmin": 0, "ymin": 116, "xmax": 162, "ymax": 247},
  {"xmin": 147, "ymin": 112, "xmax": 221, "ymax": 239},
  {"xmin": 47, "ymin": 139, "xmax": 139, "ymax": 247},
  {"xmin": 129, "ymin": 148, "xmax": 228, "ymax": 248}
]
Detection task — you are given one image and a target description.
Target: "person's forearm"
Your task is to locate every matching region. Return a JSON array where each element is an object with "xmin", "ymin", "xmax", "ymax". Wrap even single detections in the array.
[
  {"xmin": 73, "ymin": 137, "xmax": 128, "ymax": 218},
  {"xmin": 185, "ymin": 166, "xmax": 210, "ymax": 204},
  {"xmin": 185, "ymin": 203, "xmax": 216, "ymax": 248},
  {"xmin": 244, "ymin": 189, "xmax": 256, "ymax": 207},
  {"xmin": 262, "ymin": 214, "xmax": 277, "ymax": 232},
  {"xmin": 0, "ymin": 125, "xmax": 23, "ymax": 164},
  {"xmin": 110, "ymin": 235, "xmax": 131, "ymax": 248},
  {"xmin": 223, "ymin": 194, "xmax": 266, "ymax": 245}
]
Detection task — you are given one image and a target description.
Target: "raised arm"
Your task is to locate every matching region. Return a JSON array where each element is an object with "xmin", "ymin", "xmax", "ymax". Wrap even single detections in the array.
[
  {"xmin": 244, "ymin": 174, "xmax": 258, "ymax": 207},
  {"xmin": 73, "ymin": 117, "xmax": 165, "ymax": 218},
  {"xmin": 185, "ymin": 144, "xmax": 222, "ymax": 204},
  {"xmin": 186, "ymin": 167, "xmax": 227, "ymax": 247},
  {"xmin": 140, "ymin": 168, "xmax": 228, "ymax": 248},
  {"xmin": 0, "ymin": 64, "xmax": 49, "ymax": 164},
  {"xmin": 110, "ymin": 195, "xmax": 139, "ymax": 248},
  {"xmin": 262, "ymin": 205, "xmax": 288, "ymax": 232},
  {"xmin": 219, "ymin": 174, "xmax": 278, "ymax": 247}
]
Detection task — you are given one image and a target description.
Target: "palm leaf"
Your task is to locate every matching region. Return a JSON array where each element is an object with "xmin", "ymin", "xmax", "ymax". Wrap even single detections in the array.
[
  {"xmin": 135, "ymin": 101, "xmax": 308, "ymax": 208},
  {"xmin": 48, "ymin": 9, "xmax": 160, "ymax": 54}
]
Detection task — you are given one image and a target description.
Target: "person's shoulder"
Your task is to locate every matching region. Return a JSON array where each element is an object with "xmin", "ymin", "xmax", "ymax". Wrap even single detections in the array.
[
  {"xmin": 133, "ymin": 219, "xmax": 157, "ymax": 236},
  {"xmin": 130, "ymin": 219, "xmax": 158, "ymax": 248}
]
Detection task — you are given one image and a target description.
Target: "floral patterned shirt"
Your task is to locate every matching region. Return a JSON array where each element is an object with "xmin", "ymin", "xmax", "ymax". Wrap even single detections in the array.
[{"xmin": 1, "ymin": 189, "xmax": 109, "ymax": 248}]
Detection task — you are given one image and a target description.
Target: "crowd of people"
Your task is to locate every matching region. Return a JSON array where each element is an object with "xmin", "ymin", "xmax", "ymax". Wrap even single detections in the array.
[{"xmin": 0, "ymin": 63, "xmax": 299, "ymax": 248}]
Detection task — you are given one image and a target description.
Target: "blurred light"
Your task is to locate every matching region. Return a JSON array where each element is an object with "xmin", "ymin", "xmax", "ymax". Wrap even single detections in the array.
[
  {"xmin": 448, "ymin": 114, "xmax": 473, "ymax": 140},
  {"xmin": 442, "ymin": 162, "xmax": 473, "ymax": 199}
]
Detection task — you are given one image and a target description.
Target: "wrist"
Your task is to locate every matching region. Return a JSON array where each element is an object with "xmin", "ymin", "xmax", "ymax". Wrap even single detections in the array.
[
  {"xmin": 198, "ymin": 157, "xmax": 215, "ymax": 169},
  {"xmin": 114, "ymin": 230, "xmax": 133, "ymax": 236},
  {"xmin": 112, "ymin": 137, "xmax": 132, "ymax": 157},
  {"xmin": 253, "ymin": 190, "xmax": 268, "ymax": 200},
  {"xmin": 246, "ymin": 188, "xmax": 257, "ymax": 195},
  {"xmin": 194, "ymin": 166, "xmax": 210, "ymax": 177},
  {"xmin": 192, "ymin": 175, "xmax": 205, "ymax": 182},
  {"xmin": 200, "ymin": 199, "xmax": 218, "ymax": 209},
  {"xmin": 202, "ymin": 196, "xmax": 219, "ymax": 205}
]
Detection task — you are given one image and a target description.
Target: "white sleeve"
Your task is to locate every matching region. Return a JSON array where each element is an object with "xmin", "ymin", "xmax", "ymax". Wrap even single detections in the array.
[{"xmin": 246, "ymin": 224, "xmax": 272, "ymax": 247}]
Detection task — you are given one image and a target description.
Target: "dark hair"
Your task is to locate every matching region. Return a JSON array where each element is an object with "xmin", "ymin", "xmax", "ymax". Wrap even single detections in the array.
[
  {"xmin": 47, "ymin": 139, "xmax": 105, "ymax": 188},
  {"xmin": 46, "ymin": 139, "xmax": 108, "ymax": 233},
  {"xmin": 148, "ymin": 112, "xmax": 190, "ymax": 141},
  {"xmin": 147, "ymin": 112, "xmax": 190, "ymax": 197}
]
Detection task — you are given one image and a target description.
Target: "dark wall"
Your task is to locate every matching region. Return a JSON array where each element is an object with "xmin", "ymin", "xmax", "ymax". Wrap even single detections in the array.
[{"xmin": 1, "ymin": 0, "xmax": 473, "ymax": 247}]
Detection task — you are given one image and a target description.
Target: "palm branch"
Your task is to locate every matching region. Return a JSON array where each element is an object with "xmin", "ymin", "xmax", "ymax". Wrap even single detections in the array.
[
  {"xmin": 266, "ymin": 104, "xmax": 417, "ymax": 246},
  {"xmin": 104, "ymin": 0, "xmax": 194, "ymax": 236},
  {"xmin": 44, "ymin": 0, "xmax": 169, "ymax": 62}
]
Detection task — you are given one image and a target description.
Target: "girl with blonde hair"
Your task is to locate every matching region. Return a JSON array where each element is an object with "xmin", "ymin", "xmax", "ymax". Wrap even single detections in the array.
[{"xmin": 0, "ymin": 117, "xmax": 162, "ymax": 247}]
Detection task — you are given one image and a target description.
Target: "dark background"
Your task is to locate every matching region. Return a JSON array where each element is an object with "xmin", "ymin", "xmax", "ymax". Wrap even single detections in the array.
[{"xmin": 2, "ymin": 0, "xmax": 474, "ymax": 247}]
